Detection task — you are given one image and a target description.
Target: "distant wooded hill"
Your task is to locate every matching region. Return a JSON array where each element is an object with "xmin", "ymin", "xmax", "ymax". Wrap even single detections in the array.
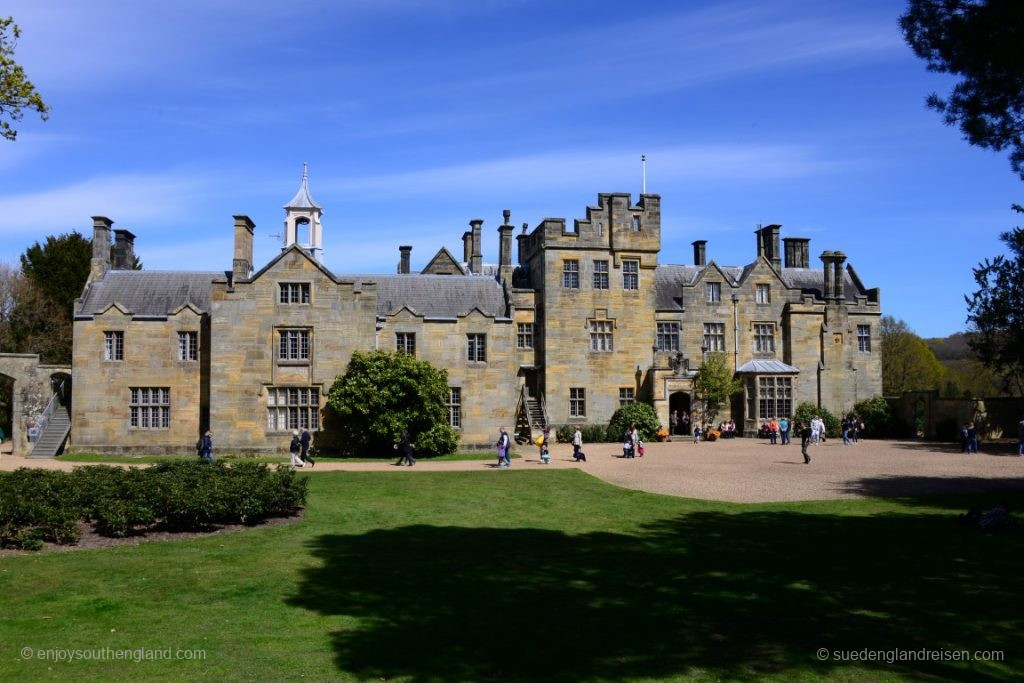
[{"xmin": 925, "ymin": 332, "xmax": 1005, "ymax": 398}]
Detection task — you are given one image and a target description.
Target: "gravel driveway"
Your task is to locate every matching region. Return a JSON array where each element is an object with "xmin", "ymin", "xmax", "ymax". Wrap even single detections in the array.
[{"xmin": 3, "ymin": 438, "xmax": 1021, "ymax": 503}]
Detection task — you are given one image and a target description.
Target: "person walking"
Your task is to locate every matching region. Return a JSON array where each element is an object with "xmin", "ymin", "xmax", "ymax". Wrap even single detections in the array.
[
  {"xmin": 966, "ymin": 422, "xmax": 979, "ymax": 454},
  {"xmin": 497, "ymin": 426, "xmax": 511, "ymax": 468},
  {"xmin": 539, "ymin": 427, "xmax": 551, "ymax": 464},
  {"xmin": 572, "ymin": 426, "xmax": 586, "ymax": 462},
  {"xmin": 842, "ymin": 417, "xmax": 851, "ymax": 446},
  {"xmin": 299, "ymin": 427, "xmax": 315, "ymax": 467},
  {"xmin": 629, "ymin": 423, "xmax": 640, "ymax": 458},
  {"xmin": 200, "ymin": 430, "xmax": 214, "ymax": 462},
  {"xmin": 1017, "ymin": 414, "xmax": 1024, "ymax": 457},
  {"xmin": 670, "ymin": 410, "xmax": 679, "ymax": 436},
  {"xmin": 289, "ymin": 430, "xmax": 303, "ymax": 468},
  {"xmin": 394, "ymin": 429, "xmax": 415, "ymax": 466},
  {"xmin": 800, "ymin": 421, "xmax": 813, "ymax": 464}
]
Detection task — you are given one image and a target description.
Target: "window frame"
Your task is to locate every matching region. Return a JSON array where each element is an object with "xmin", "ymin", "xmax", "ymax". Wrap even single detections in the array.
[
  {"xmin": 857, "ymin": 324, "xmax": 871, "ymax": 352},
  {"xmin": 618, "ymin": 387, "xmax": 635, "ymax": 407},
  {"xmin": 569, "ymin": 387, "xmax": 586, "ymax": 418},
  {"xmin": 104, "ymin": 331, "xmax": 124, "ymax": 361},
  {"xmin": 467, "ymin": 333, "xmax": 487, "ymax": 362},
  {"xmin": 266, "ymin": 386, "xmax": 320, "ymax": 431},
  {"xmin": 593, "ymin": 260, "xmax": 609, "ymax": 290},
  {"xmin": 562, "ymin": 259, "xmax": 580, "ymax": 289},
  {"xmin": 129, "ymin": 386, "xmax": 170, "ymax": 430},
  {"xmin": 706, "ymin": 282, "xmax": 721, "ymax": 303},
  {"xmin": 589, "ymin": 320, "xmax": 614, "ymax": 352},
  {"xmin": 754, "ymin": 322, "xmax": 776, "ymax": 355},
  {"xmin": 622, "ymin": 259, "xmax": 639, "ymax": 290},
  {"xmin": 177, "ymin": 331, "xmax": 198, "ymax": 361},
  {"xmin": 396, "ymin": 332, "xmax": 416, "ymax": 356},
  {"xmin": 703, "ymin": 322, "xmax": 726, "ymax": 352},
  {"xmin": 656, "ymin": 322, "xmax": 680, "ymax": 352},
  {"xmin": 278, "ymin": 329, "xmax": 311, "ymax": 362},
  {"xmin": 756, "ymin": 284, "xmax": 770, "ymax": 304},
  {"xmin": 447, "ymin": 387, "xmax": 462, "ymax": 428},
  {"xmin": 516, "ymin": 323, "xmax": 535, "ymax": 350},
  {"xmin": 279, "ymin": 282, "xmax": 311, "ymax": 305}
]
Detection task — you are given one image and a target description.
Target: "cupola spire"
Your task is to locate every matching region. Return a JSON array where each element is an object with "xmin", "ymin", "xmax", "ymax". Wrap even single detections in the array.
[{"xmin": 283, "ymin": 162, "xmax": 324, "ymax": 262}]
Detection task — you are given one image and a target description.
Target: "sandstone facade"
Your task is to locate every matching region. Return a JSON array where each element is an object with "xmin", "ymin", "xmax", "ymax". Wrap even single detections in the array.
[{"xmin": 63, "ymin": 177, "xmax": 881, "ymax": 454}]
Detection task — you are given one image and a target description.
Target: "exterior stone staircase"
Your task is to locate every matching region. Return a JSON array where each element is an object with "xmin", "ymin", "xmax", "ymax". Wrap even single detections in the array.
[
  {"xmin": 28, "ymin": 391, "xmax": 71, "ymax": 458},
  {"xmin": 515, "ymin": 387, "xmax": 548, "ymax": 443}
]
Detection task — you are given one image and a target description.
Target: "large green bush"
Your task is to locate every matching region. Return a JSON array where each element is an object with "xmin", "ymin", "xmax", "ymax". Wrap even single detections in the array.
[
  {"xmin": 793, "ymin": 403, "xmax": 840, "ymax": 438},
  {"xmin": 326, "ymin": 350, "xmax": 459, "ymax": 457},
  {"xmin": 852, "ymin": 396, "xmax": 894, "ymax": 438},
  {"xmin": 606, "ymin": 403, "xmax": 660, "ymax": 443},
  {"xmin": 0, "ymin": 462, "xmax": 308, "ymax": 550},
  {"xmin": 555, "ymin": 424, "xmax": 608, "ymax": 443}
]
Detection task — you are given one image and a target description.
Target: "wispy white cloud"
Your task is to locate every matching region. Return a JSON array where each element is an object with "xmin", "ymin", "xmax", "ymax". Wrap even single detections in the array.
[
  {"xmin": 0, "ymin": 171, "xmax": 212, "ymax": 240},
  {"xmin": 320, "ymin": 143, "xmax": 857, "ymax": 199}
]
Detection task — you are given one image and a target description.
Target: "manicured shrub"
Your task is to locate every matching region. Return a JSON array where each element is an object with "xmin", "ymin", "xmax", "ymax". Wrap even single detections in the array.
[
  {"xmin": 793, "ymin": 403, "xmax": 840, "ymax": 438},
  {"xmin": 852, "ymin": 396, "xmax": 894, "ymax": 438},
  {"xmin": 0, "ymin": 461, "xmax": 307, "ymax": 549},
  {"xmin": 606, "ymin": 403, "xmax": 660, "ymax": 443}
]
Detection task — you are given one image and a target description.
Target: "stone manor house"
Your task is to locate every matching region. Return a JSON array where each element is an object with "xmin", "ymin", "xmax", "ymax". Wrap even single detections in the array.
[{"xmin": 1, "ymin": 172, "xmax": 881, "ymax": 456}]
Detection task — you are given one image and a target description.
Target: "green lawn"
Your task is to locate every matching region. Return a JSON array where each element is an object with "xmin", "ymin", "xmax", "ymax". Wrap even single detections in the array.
[{"xmin": 1, "ymin": 470, "xmax": 1021, "ymax": 681}]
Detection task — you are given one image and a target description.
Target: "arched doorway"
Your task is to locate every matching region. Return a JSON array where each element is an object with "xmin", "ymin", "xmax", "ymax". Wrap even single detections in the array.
[{"xmin": 669, "ymin": 391, "xmax": 691, "ymax": 435}]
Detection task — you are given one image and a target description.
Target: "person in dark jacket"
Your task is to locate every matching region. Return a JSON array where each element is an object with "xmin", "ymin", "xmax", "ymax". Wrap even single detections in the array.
[
  {"xmin": 289, "ymin": 430, "xmax": 303, "ymax": 468},
  {"xmin": 394, "ymin": 429, "xmax": 415, "ymax": 466},
  {"xmin": 299, "ymin": 427, "xmax": 315, "ymax": 467},
  {"xmin": 800, "ymin": 422, "xmax": 812, "ymax": 464},
  {"xmin": 200, "ymin": 430, "xmax": 214, "ymax": 462}
]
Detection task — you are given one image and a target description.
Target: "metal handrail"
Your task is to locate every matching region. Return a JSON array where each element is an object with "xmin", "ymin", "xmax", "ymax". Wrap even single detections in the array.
[{"xmin": 31, "ymin": 380, "xmax": 66, "ymax": 444}]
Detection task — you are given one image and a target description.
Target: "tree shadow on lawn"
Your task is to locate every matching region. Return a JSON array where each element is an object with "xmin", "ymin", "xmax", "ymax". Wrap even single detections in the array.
[
  {"xmin": 288, "ymin": 509, "xmax": 1023, "ymax": 681},
  {"xmin": 839, "ymin": 476, "xmax": 1024, "ymax": 509}
]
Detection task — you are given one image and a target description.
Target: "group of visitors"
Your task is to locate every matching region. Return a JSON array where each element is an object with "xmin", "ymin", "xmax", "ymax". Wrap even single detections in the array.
[
  {"xmin": 841, "ymin": 415, "xmax": 863, "ymax": 445},
  {"xmin": 960, "ymin": 422, "xmax": 980, "ymax": 454},
  {"xmin": 622, "ymin": 422, "xmax": 643, "ymax": 458},
  {"xmin": 716, "ymin": 420, "xmax": 738, "ymax": 438},
  {"xmin": 290, "ymin": 428, "xmax": 316, "ymax": 467},
  {"xmin": 760, "ymin": 418, "xmax": 791, "ymax": 444},
  {"xmin": 669, "ymin": 410, "xmax": 691, "ymax": 436}
]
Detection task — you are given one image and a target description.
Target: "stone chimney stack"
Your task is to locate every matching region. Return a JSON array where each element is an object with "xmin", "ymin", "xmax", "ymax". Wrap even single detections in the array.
[
  {"xmin": 498, "ymin": 210, "xmax": 514, "ymax": 269},
  {"xmin": 470, "ymin": 219, "xmax": 483, "ymax": 274},
  {"xmin": 692, "ymin": 240, "xmax": 707, "ymax": 267},
  {"xmin": 113, "ymin": 229, "xmax": 136, "ymax": 270},
  {"xmin": 820, "ymin": 251, "xmax": 835, "ymax": 300},
  {"xmin": 233, "ymin": 215, "xmax": 255, "ymax": 284},
  {"xmin": 462, "ymin": 231, "xmax": 472, "ymax": 265},
  {"xmin": 399, "ymin": 245, "xmax": 412, "ymax": 275},
  {"xmin": 90, "ymin": 216, "xmax": 113, "ymax": 281},
  {"xmin": 783, "ymin": 237, "xmax": 810, "ymax": 269},
  {"xmin": 517, "ymin": 223, "xmax": 529, "ymax": 264},
  {"xmin": 833, "ymin": 251, "xmax": 847, "ymax": 301}
]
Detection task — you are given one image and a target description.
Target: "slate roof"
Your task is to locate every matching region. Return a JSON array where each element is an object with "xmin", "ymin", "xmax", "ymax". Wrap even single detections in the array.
[
  {"xmin": 736, "ymin": 360, "xmax": 800, "ymax": 374},
  {"xmin": 654, "ymin": 263, "xmax": 863, "ymax": 310},
  {"xmin": 369, "ymin": 274, "xmax": 508, "ymax": 318},
  {"xmin": 76, "ymin": 271, "xmax": 220, "ymax": 317}
]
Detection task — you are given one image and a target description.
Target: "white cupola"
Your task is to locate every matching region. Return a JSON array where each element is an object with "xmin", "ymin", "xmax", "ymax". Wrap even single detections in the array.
[{"xmin": 283, "ymin": 162, "xmax": 323, "ymax": 262}]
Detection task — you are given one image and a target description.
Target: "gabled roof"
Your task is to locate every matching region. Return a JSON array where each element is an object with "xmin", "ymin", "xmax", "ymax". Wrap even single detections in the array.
[
  {"xmin": 655, "ymin": 263, "xmax": 866, "ymax": 309},
  {"xmin": 248, "ymin": 244, "xmax": 337, "ymax": 283},
  {"xmin": 421, "ymin": 247, "xmax": 466, "ymax": 275},
  {"xmin": 77, "ymin": 271, "xmax": 218, "ymax": 316}
]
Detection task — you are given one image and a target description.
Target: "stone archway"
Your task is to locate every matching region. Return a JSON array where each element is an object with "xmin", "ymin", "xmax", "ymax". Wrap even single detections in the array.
[{"xmin": 0, "ymin": 354, "xmax": 71, "ymax": 457}]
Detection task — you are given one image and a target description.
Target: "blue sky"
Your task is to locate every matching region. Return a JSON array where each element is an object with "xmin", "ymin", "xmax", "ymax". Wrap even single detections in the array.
[{"xmin": 1, "ymin": 0, "xmax": 1020, "ymax": 338}]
